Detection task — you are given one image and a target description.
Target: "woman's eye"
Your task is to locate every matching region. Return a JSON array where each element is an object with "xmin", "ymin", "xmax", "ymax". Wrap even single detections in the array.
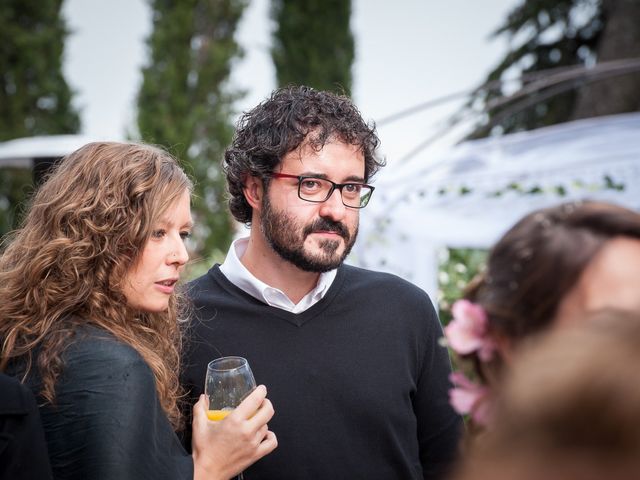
[
  {"xmin": 180, "ymin": 231, "xmax": 192, "ymax": 241},
  {"xmin": 152, "ymin": 229, "xmax": 166, "ymax": 239}
]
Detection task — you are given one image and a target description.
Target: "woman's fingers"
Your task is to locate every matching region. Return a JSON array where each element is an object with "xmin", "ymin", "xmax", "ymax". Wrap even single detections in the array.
[
  {"xmin": 200, "ymin": 384, "xmax": 275, "ymax": 451},
  {"xmin": 233, "ymin": 385, "xmax": 267, "ymax": 420},
  {"xmin": 229, "ymin": 384, "xmax": 275, "ymax": 433},
  {"xmin": 247, "ymin": 397, "xmax": 275, "ymax": 429},
  {"xmin": 256, "ymin": 423, "xmax": 268, "ymax": 440},
  {"xmin": 191, "ymin": 389, "xmax": 277, "ymax": 480},
  {"xmin": 257, "ymin": 430, "xmax": 278, "ymax": 457},
  {"xmin": 193, "ymin": 394, "xmax": 208, "ymax": 425}
]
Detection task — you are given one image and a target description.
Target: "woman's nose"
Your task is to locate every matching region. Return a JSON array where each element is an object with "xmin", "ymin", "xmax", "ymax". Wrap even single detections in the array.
[{"xmin": 168, "ymin": 238, "xmax": 189, "ymax": 266}]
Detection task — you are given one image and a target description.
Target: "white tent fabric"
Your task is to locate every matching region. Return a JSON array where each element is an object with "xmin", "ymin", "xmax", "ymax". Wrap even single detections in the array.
[
  {"xmin": 350, "ymin": 112, "xmax": 640, "ymax": 300},
  {"xmin": 0, "ymin": 134, "xmax": 102, "ymax": 168}
]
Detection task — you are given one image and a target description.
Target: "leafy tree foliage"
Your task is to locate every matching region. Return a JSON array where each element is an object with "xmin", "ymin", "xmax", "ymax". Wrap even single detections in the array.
[
  {"xmin": 136, "ymin": 0, "xmax": 246, "ymax": 264},
  {"xmin": 438, "ymin": 248, "xmax": 487, "ymax": 326},
  {"xmin": 271, "ymin": 0, "xmax": 354, "ymax": 95},
  {"xmin": 470, "ymin": 0, "xmax": 640, "ymax": 137},
  {"xmin": 0, "ymin": 0, "xmax": 80, "ymax": 238}
]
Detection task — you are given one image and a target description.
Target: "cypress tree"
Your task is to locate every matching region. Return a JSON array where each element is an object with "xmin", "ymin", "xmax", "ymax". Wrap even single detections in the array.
[
  {"xmin": 271, "ymin": 0, "xmax": 354, "ymax": 96},
  {"xmin": 136, "ymin": 0, "xmax": 246, "ymax": 262},
  {"xmin": 0, "ymin": 0, "xmax": 80, "ymax": 236}
]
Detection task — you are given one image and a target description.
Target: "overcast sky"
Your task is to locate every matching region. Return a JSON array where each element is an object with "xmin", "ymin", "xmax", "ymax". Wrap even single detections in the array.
[{"xmin": 61, "ymin": 0, "xmax": 518, "ymax": 166}]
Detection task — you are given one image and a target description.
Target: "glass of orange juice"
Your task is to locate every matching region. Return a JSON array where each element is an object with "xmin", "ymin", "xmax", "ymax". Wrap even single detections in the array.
[{"xmin": 205, "ymin": 356, "xmax": 256, "ymax": 422}]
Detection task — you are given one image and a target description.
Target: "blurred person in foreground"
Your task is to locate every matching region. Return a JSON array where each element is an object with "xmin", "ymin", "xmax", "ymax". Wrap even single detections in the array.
[
  {"xmin": 451, "ymin": 308, "xmax": 640, "ymax": 480},
  {"xmin": 0, "ymin": 142, "xmax": 277, "ymax": 480},
  {"xmin": 443, "ymin": 200, "xmax": 640, "ymax": 428},
  {"xmin": 180, "ymin": 85, "xmax": 463, "ymax": 480}
]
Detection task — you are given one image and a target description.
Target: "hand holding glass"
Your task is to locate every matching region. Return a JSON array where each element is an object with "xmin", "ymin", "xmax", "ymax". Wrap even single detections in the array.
[{"xmin": 205, "ymin": 356, "xmax": 257, "ymax": 480}]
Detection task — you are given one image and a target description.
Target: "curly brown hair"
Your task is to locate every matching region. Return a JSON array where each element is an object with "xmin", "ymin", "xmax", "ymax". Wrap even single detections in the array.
[
  {"xmin": 223, "ymin": 85, "xmax": 384, "ymax": 224},
  {"xmin": 0, "ymin": 142, "xmax": 193, "ymax": 428}
]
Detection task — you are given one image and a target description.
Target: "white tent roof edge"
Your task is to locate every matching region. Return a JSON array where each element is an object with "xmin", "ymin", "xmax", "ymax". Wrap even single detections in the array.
[{"xmin": 0, "ymin": 134, "xmax": 109, "ymax": 168}]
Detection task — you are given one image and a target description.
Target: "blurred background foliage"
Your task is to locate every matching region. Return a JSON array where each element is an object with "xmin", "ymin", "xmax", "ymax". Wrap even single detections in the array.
[
  {"xmin": 437, "ymin": 248, "xmax": 488, "ymax": 325},
  {"xmin": 0, "ymin": 0, "xmax": 80, "ymax": 237},
  {"xmin": 271, "ymin": 0, "xmax": 354, "ymax": 96},
  {"xmin": 136, "ymin": 0, "xmax": 247, "ymax": 269},
  {"xmin": 468, "ymin": 0, "xmax": 640, "ymax": 137}
]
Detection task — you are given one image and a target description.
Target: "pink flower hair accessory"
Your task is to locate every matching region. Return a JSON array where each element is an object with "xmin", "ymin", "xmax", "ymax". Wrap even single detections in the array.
[
  {"xmin": 449, "ymin": 371, "xmax": 491, "ymax": 425},
  {"xmin": 444, "ymin": 299, "xmax": 496, "ymax": 362}
]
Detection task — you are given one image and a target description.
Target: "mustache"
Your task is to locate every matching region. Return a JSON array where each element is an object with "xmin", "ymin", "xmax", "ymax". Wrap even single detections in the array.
[{"xmin": 304, "ymin": 218, "xmax": 350, "ymax": 240}]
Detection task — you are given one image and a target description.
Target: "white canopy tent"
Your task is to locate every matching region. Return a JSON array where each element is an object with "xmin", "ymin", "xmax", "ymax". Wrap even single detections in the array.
[
  {"xmin": 0, "ymin": 134, "xmax": 112, "ymax": 185},
  {"xmin": 350, "ymin": 112, "xmax": 640, "ymax": 300},
  {"xmin": 0, "ymin": 134, "xmax": 101, "ymax": 168}
]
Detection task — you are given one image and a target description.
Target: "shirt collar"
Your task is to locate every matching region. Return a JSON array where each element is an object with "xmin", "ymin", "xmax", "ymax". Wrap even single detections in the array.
[{"xmin": 219, "ymin": 237, "xmax": 337, "ymax": 313}]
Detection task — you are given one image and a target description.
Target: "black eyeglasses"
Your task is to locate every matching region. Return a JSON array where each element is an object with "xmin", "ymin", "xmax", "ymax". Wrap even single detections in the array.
[{"xmin": 269, "ymin": 173, "xmax": 375, "ymax": 209}]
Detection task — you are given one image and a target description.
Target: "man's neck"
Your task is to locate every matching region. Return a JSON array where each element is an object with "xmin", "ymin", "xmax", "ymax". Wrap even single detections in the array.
[{"xmin": 240, "ymin": 235, "xmax": 322, "ymax": 304}]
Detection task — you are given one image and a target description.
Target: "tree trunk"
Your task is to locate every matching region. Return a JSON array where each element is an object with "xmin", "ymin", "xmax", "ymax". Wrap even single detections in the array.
[{"xmin": 571, "ymin": 0, "xmax": 640, "ymax": 120}]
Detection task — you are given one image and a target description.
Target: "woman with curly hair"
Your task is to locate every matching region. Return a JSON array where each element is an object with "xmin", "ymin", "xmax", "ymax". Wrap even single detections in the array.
[{"xmin": 0, "ymin": 142, "xmax": 277, "ymax": 480}]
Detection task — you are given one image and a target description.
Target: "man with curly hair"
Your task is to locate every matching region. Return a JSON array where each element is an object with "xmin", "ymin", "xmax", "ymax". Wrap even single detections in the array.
[{"xmin": 181, "ymin": 86, "xmax": 462, "ymax": 479}]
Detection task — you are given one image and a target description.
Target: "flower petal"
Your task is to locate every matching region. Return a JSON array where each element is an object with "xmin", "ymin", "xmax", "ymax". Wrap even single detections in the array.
[
  {"xmin": 444, "ymin": 318, "xmax": 484, "ymax": 354},
  {"xmin": 446, "ymin": 299, "xmax": 494, "ymax": 357},
  {"xmin": 448, "ymin": 372, "xmax": 491, "ymax": 424},
  {"xmin": 449, "ymin": 387, "xmax": 475, "ymax": 414},
  {"xmin": 452, "ymin": 299, "xmax": 488, "ymax": 333},
  {"xmin": 449, "ymin": 371, "xmax": 475, "ymax": 389}
]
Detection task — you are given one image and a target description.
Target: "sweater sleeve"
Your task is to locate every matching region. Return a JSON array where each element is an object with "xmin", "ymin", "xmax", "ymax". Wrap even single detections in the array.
[
  {"xmin": 40, "ymin": 334, "xmax": 193, "ymax": 480},
  {"xmin": 413, "ymin": 295, "xmax": 464, "ymax": 480}
]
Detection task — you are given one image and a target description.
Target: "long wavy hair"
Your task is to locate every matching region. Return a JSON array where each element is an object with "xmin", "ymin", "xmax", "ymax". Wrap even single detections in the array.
[{"xmin": 0, "ymin": 142, "xmax": 193, "ymax": 428}]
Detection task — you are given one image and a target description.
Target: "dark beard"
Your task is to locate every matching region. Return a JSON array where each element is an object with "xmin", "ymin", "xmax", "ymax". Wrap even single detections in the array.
[{"xmin": 260, "ymin": 195, "xmax": 358, "ymax": 273}]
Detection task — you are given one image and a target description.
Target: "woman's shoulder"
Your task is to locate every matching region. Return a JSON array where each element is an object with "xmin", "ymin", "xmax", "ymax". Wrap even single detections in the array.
[
  {"xmin": 66, "ymin": 325, "xmax": 139, "ymax": 357},
  {"xmin": 61, "ymin": 325, "xmax": 155, "ymax": 388},
  {"xmin": 67, "ymin": 325, "xmax": 141, "ymax": 358}
]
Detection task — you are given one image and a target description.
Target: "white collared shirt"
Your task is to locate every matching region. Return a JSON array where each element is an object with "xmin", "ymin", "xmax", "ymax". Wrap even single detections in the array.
[{"xmin": 219, "ymin": 237, "xmax": 337, "ymax": 313}]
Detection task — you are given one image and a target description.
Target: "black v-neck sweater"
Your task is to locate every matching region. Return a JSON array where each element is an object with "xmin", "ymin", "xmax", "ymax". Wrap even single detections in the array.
[{"xmin": 181, "ymin": 264, "xmax": 463, "ymax": 480}]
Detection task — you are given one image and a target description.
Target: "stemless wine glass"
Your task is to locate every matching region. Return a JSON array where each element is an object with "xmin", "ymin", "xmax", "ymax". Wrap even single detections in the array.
[{"xmin": 205, "ymin": 356, "xmax": 256, "ymax": 480}]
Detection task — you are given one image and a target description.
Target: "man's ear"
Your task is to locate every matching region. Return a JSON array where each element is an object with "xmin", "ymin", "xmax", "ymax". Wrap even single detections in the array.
[{"xmin": 243, "ymin": 175, "xmax": 264, "ymax": 210}]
